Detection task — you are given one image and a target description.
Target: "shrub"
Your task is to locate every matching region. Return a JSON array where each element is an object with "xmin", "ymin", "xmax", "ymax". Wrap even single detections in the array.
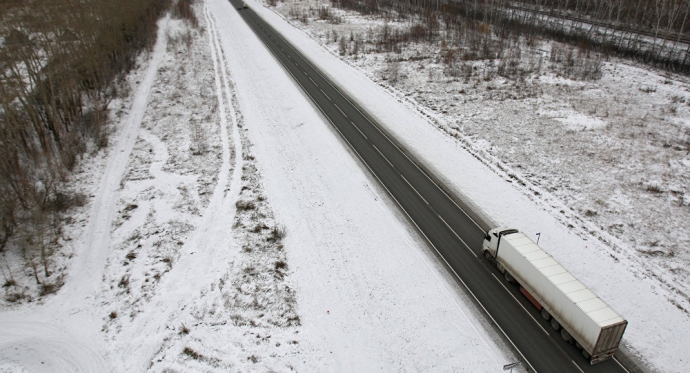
[
  {"xmin": 235, "ymin": 199, "xmax": 256, "ymax": 210},
  {"xmin": 182, "ymin": 347, "xmax": 202, "ymax": 360},
  {"xmin": 269, "ymin": 225, "xmax": 286, "ymax": 242}
]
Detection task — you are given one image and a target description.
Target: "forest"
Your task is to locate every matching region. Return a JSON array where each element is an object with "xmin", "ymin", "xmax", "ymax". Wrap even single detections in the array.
[
  {"xmin": 329, "ymin": 0, "xmax": 690, "ymax": 71},
  {"xmin": 0, "ymin": 0, "xmax": 197, "ymax": 295}
]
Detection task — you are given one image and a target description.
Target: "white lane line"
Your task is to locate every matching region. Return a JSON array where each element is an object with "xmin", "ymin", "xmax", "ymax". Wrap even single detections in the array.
[
  {"xmin": 364, "ymin": 118, "xmax": 486, "ymax": 232},
  {"xmin": 401, "ymin": 175, "xmax": 430, "ymax": 205},
  {"xmin": 613, "ymin": 357, "xmax": 632, "ymax": 373},
  {"xmin": 320, "ymin": 89, "xmax": 331, "ymax": 101},
  {"xmin": 371, "ymin": 145, "xmax": 394, "ymax": 168},
  {"xmin": 437, "ymin": 215, "xmax": 477, "ymax": 257},
  {"xmin": 253, "ymin": 20, "xmax": 538, "ymax": 373},
  {"xmin": 261, "ymin": 29, "xmax": 482, "ymax": 233},
  {"xmin": 571, "ymin": 360, "xmax": 585, "ymax": 373},
  {"xmin": 278, "ymin": 38, "xmax": 487, "ymax": 233},
  {"xmin": 351, "ymin": 122, "xmax": 367, "ymax": 139},
  {"xmin": 491, "ymin": 273, "xmax": 550, "ymax": 336},
  {"xmin": 334, "ymin": 104, "xmax": 347, "ymax": 118},
  {"xmin": 302, "ymin": 85, "xmax": 539, "ymax": 372},
  {"xmin": 309, "ymin": 77, "xmax": 317, "ymax": 86}
]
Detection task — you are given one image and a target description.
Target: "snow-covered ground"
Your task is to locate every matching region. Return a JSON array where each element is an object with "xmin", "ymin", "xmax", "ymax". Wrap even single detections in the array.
[
  {"xmin": 2, "ymin": 0, "xmax": 690, "ymax": 371},
  {"xmin": 1, "ymin": 1, "xmax": 517, "ymax": 372},
  {"xmin": 246, "ymin": 1, "xmax": 690, "ymax": 371}
]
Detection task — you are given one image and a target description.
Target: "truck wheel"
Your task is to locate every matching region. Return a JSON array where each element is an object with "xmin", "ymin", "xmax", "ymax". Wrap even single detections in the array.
[
  {"xmin": 560, "ymin": 329, "xmax": 573, "ymax": 343},
  {"xmin": 582, "ymin": 349, "xmax": 591, "ymax": 360},
  {"xmin": 484, "ymin": 251, "xmax": 492, "ymax": 261},
  {"xmin": 575, "ymin": 342, "xmax": 583, "ymax": 350},
  {"xmin": 504, "ymin": 272, "xmax": 514, "ymax": 284},
  {"xmin": 541, "ymin": 309, "xmax": 551, "ymax": 321},
  {"xmin": 550, "ymin": 318, "xmax": 561, "ymax": 331}
]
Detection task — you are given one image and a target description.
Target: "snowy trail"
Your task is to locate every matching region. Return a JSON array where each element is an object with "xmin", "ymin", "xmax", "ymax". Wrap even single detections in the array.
[
  {"xmin": 0, "ymin": 17, "xmax": 171, "ymax": 372},
  {"xmin": 57, "ymin": 18, "xmax": 171, "ymax": 308},
  {"xmin": 115, "ymin": 5, "xmax": 246, "ymax": 370}
]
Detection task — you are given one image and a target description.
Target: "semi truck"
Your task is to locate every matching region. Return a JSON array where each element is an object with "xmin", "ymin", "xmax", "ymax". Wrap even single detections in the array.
[{"xmin": 482, "ymin": 227, "xmax": 627, "ymax": 365}]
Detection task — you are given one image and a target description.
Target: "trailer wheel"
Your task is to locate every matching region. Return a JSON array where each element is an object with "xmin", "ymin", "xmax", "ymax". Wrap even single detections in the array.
[
  {"xmin": 504, "ymin": 272, "xmax": 515, "ymax": 284},
  {"xmin": 560, "ymin": 329, "xmax": 573, "ymax": 343},
  {"xmin": 540, "ymin": 309, "xmax": 551, "ymax": 321},
  {"xmin": 550, "ymin": 318, "xmax": 561, "ymax": 331},
  {"xmin": 575, "ymin": 342, "xmax": 583, "ymax": 350},
  {"xmin": 582, "ymin": 349, "xmax": 591, "ymax": 360}
]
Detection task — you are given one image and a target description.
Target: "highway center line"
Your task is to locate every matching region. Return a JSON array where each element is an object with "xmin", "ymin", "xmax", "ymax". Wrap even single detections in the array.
[
  {"xmin": 437, "ymin": 215, "xmax": 477, "ymax": 257},
  {"xmin": 241, "ymin": 12, "xmax": 549, "ymax": 373},
  {"xmin": 261, "ymin": 23, "xmax": 538, "ymax": 370},
  {"xmin": 371, "ymin": 145, "xmax": 394, "ymax": 168},
  {"xmin": 351, "ymin": 122, "xmax": 367, "ymax": 139},
  {"xmin": 400, "ymin": 175, "xmax": 430, "ymax": 205},
  {"xmin": 364, "ymin": 117, "xmax": 486, "ymax": 233},
  {"xmin": 260, "ymin": 17, "xmax": 486, "ymax": 233},
  {"xmin": 298, "ymin": 59, "xmax": 487, "ymax": 233},
  {"xmin": 309, "ymin": 77, "xmax": 317, "ymax": 86},
  {"xmin": 491, "ymin": 273, "xmax": 550, "ymax": 335},
  {"xmin": 320, "ymin": 89, "xmax": 331, "ymax": 101},
  {"xmin": 334, "ymin": 104, "xmax": 347, "ymax": 117}
]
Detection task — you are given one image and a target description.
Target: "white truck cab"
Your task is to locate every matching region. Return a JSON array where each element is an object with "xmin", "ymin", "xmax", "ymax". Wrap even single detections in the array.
[{"xmin": 482, "ymin": 227, "xmax": 519, "ymax": 259}]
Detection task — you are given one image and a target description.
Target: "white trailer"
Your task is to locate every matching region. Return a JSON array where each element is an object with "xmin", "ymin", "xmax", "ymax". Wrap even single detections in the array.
[{"xmin": 482, "ymin": 227, "xmax": 627, "ymax": 364}]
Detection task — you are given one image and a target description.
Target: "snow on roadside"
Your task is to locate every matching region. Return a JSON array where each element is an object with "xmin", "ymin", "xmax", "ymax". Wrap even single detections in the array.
[
  {"xmin": 2, "ymin": 2, "xmax": 520, "ymax": 371},
  {"xmin": 0, "ymin": 14, "xmax": 174, "ymax": 373},
  {"xmin": 246, "ymin": 1, "xmax": 690, "ymax": 372},
  {"xmin": 2, "ymin": 7, "xmax": 304, "ymax": 372},
  {"xmin": 208, "ymin": 0, "xmax": 522, "ymax": 371},
  {"xmin": 98, "ymin": 8, "xmax": 307, "ymax": 371}
]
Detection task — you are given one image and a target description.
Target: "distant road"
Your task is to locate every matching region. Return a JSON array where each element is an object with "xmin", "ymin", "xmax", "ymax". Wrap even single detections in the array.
[{"xmin": 230, "ymin": 2, "xmax": 631, "ymax": 372}]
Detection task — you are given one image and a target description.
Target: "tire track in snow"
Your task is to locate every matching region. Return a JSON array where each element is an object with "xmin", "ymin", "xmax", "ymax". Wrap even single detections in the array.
[
  {"xmin": 117, "ymin": 5, "xmax": 246, "ymax": 370},
  {"xmin": 0, "ymin": 16, "xmax": 172, "ymax": 373}
]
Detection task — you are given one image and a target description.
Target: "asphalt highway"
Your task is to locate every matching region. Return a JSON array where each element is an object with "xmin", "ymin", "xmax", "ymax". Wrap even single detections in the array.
[{"xmin": 228, "ymin": 2, "xmax": 631, "ymax": 372}]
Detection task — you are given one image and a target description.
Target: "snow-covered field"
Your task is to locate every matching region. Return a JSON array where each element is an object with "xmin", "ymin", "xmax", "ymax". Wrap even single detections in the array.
[
  {"xmin": 1, "ymin": 0, "xmax": 689, "ymax": 371},
  {"xmin": 1, "ymin": 1, "xmax": 516, "ymax": 372},
  {"xmin": 264, "ymin": 0, "xmax": 690, "ymax": 316}
]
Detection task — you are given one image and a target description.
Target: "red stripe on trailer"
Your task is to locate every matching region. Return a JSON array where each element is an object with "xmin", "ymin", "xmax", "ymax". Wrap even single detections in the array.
[{"xmin": 520, "ymin": 286, "xmax": 542, "ymax": 311}]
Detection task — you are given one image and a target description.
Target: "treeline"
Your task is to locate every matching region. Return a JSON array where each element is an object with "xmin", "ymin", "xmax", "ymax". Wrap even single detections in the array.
[
  {"xmin": 330, "ymin": 0, "xmax": 690, "ymax": 72},
  {"xmin": 0, "ymin": 0, "xmax": 170, "ymax": 291},
  {"xmin": 515, "ymin": 0, "xmax": 689, "ymax": 35}
]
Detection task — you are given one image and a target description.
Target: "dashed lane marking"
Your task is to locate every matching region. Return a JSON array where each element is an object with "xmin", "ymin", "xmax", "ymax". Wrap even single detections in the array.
[
  {"xmin": 401, "ymin": 175, "xmax": 429, "ymax": 205},
  {"xmin": 245, "ymin": 16, "xmax": 541, "ymax": 373},
  {"xmin": 437, "ymin": 215, "xmax": 477, "ymax": 257},
  {"xmin": 334, "ymin": 104, "xmax": 347, "ymax": 118},
  {"xmin": 351, "ymin": 122, "xmax": 367, "ymax": 139}
]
